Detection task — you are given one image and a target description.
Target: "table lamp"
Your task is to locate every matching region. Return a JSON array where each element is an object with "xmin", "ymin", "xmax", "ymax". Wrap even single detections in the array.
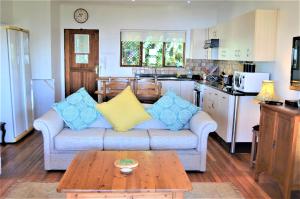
[{"xmin": 254, "ymin": 80, "xmax": 281, "ymax": 105}]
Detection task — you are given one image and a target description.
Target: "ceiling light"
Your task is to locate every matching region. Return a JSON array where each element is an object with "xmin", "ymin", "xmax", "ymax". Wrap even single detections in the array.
[{"xmin": 187, "ymin": 0, "xmax": 191, "ymax": 4}]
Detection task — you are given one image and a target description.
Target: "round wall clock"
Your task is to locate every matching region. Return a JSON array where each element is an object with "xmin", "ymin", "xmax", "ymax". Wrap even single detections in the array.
[{"xmin": 74, "ymin": 8, "xmax": 88, "ymax": 23}]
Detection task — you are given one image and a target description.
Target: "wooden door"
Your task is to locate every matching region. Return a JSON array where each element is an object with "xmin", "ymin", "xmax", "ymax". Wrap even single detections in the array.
[{"xmin": 64, "ymin": 29, "xmax": 99, "ymax": 99}]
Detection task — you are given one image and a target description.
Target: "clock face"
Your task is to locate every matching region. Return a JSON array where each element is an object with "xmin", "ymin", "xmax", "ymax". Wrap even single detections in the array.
[{"xmin": 74, "ymin": 8, "xmax": 88, "ymax": 23}]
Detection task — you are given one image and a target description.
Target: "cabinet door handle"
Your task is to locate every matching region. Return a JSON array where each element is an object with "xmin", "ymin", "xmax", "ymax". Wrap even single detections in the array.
[
  {"xmin": 272, "ymin": 141, "xmax": 276, "ymax": 149},
  {"xmin": 212, "ymin": 103, "xmax": 214, "ymax": 109}
]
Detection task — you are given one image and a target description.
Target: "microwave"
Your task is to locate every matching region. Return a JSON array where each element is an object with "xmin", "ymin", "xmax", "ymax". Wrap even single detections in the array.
[{"xmin": 233, "ymin": 72, "xmax": 270, "ymax": 93}]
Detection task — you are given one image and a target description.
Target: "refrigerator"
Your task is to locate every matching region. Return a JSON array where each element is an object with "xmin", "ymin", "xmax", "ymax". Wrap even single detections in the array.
[{"xmin": 0, "ymin": 26, "xmax": 34, "ymax": 143}]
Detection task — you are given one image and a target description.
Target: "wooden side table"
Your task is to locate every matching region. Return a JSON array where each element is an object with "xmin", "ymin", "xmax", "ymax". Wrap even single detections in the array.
[{"xmin": 0, "ymin": 122, "xmax": 6, "ymax": 146}]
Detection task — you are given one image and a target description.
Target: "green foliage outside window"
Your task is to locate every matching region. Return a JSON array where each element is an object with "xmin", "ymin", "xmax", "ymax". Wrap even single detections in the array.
[
  {"xmin": 121, "ymin": 41, "xmax": 185, "ymax": 67},
  {"xmin": 121, "ymin": 41, "xmax": 141, "ymax": 66},
  {"xmin": 142, "ymin": 41, "xmax": 163, "ymax": 67},
  {"xmin": 165, "ymin": 42, "xmax": 184, "ymax": 67}
]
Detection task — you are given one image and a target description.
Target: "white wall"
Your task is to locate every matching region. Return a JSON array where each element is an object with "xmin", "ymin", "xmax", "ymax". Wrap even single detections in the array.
[
  {"xmin": 0, "ymin": 0, "xmax": 13, "ymax": 24},
  {"xmin": 12, "ymin": 1, "xmax": 52, "ymax": 79}
]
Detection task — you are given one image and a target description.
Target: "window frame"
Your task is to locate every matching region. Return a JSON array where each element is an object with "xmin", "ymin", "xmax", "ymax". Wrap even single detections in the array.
[{"xmin": 120, "ymin": 40, "xmax": 186, "ymax": 68}]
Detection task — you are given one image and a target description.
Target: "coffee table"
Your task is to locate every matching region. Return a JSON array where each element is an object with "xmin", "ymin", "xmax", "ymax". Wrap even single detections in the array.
[{"xmin": 57, "ymin": 151, "xmax": 192, "ymax": 199}]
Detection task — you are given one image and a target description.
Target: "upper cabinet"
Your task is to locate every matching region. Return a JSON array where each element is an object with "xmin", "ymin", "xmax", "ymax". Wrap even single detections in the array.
[
  {"xmin": 189, "ymin": 29, "xmax": 208, "ymax": 59},
  {"xmin": 208, "ymin": 9, "xmax": 278, "ymax": 62}
]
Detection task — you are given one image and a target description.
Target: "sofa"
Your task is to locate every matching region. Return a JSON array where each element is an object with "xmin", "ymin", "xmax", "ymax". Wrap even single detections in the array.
[{"xmin": 33, "ymin": 105, "xmax": 217, "ymax": 172}]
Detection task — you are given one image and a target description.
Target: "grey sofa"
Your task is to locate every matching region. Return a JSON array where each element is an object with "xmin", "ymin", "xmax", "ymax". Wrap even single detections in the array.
[{"xmin": 33, "ymin": 105, "xmax": 217, "ymax": 172}]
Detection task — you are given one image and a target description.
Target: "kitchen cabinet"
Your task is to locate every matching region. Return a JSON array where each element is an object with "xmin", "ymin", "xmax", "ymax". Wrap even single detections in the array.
[
  {"xmin": 159, "ymin": 80, "xmax": 194, "ymax": 103},
  {"xmin": 255, "ymin": 104, "xmax": 300, "ymax": 199},
  {"xmin": 208, "ymin": 9, "xmax": 277, "ymax": 62},
  {"xmin": 160, "ymin": 81, "xmax": 181, "ymax": 96},
  {"xmin": 203, "ymin": 86, "xmax": 235, "ymax": 142},
  {"xmin": 208, "ymin": 26, "xmax": 219, "ymax": 40},
  {"xmin": 189, "ymin": 29, "xmax": 208, "ymax": 59},
  {"xmin": 202, "ymin": 85, "xmax": 260, "ymax": 147},
  {"xmin": 180, "ymin": 81, "xmax": 194, "ymax": 103}
]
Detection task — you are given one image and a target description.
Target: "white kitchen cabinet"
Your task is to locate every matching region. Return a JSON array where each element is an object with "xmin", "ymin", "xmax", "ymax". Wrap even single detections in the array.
[
  {"xmin": 208, "ymin": 26, "xmax": 219, "ymax": 40},
  {"xmin": 202, "ymin": 85, "xmax": 260, "ymax": 145},
  {"xmin": 189, "ymin": 29, "xmax": 208, "ymax": 59},
  {"xmin": 208, "ymin": 9, "xmax": 277, "ymax": 62},
  {"xmin": 180, "ymin": 81, "xmax": 194, "ymax": 103},
  {"xmin": 160, "ymin": 81, "xmax": 181, "ymax": 96},
  {"xmin": 159, "ymin": 80, "xmax": 194, "ymax": 103}
]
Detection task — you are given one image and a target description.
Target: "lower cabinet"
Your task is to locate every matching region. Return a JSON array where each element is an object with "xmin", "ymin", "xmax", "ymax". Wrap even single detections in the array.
[
  {"xmin": 159, "ymin": 81, "xmax": 194, "ymax": 103},
  {"xmin": 202, "ymin": 85, "xmax": 260, "ymax": 144},
  {"xmin": 203, "ymin": 86, "xmax": 234, "ymax": 142},
  {"xmin": 255, "ymin": 104, "xmax": 300, "ymax": 199}
]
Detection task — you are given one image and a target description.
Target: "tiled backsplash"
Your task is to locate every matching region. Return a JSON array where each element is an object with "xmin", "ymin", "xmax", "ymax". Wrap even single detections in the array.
[{"xmin": 132, "ymin": 59, "xmax": 243, "ymax": 76}]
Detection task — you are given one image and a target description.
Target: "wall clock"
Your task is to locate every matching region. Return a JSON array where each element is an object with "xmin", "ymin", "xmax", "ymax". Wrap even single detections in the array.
[{"xmin": 74, "ymin": 8, "xmax": 88, "ymax": 23}]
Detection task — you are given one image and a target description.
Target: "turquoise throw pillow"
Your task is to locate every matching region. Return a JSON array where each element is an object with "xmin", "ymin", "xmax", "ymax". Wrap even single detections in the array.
[
  {"xmin": 53, "ymin": 88, "xmax": 99, "ymax": 130},
  {"xmin": 147, "ymin": 91, "xmax": 199, "ymax": 131}
]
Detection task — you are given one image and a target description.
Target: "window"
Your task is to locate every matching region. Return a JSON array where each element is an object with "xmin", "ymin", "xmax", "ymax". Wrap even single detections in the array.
[
  {"xmin": 74, "ymin": 34, "xmax": 90, "ymax": 64},
  {"xmin": 120, "ymin": 30, "xmax": 186, "ymax": 67}
]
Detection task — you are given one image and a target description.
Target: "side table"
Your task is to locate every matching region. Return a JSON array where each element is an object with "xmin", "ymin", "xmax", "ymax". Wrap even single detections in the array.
[{"xmin": 0, "ymin": 122, "xmax": 6, "ymax": 146}]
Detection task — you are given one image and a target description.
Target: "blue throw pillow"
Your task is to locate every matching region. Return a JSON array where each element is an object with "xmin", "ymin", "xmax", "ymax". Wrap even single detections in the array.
[
  {"xmin": 147, "ymin": 91, "xmax": 198, "ymax": 131},
  {"xmin": 53, "ymin": 88, "xmax": 99, "ymax": 130}
]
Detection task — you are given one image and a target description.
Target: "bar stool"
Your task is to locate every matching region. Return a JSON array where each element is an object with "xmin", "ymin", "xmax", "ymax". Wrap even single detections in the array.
[
  {"xmin": 0, "ymin": 122, "xmax": 6, "ymax": 146},
  {"xmin": 250, "ymin": 125, "xmax": 259, "ymax": 168}
]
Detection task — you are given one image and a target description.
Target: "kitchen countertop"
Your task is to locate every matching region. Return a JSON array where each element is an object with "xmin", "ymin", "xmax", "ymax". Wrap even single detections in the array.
[
  {"xmin": 135, "ymin": 74, "xmax": 258, "ymax": 96},
  {"xmin": 196, "ymin": 80, "xmax": 259, "ymax": 97},
  {"xmin": 135, "ymin": 74, "xmax": 194, "ymax": 81}
]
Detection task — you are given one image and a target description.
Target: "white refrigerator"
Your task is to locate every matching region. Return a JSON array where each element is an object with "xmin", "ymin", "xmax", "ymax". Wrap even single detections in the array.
[{"xmin": 0, "ymin": 26, "xmax": 34, "ymax": 143}]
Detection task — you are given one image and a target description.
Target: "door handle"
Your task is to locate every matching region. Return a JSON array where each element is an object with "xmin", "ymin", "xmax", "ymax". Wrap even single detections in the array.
[{"xmin": 95, "ymin": 65, "xmax": 99, "ymax": 75}]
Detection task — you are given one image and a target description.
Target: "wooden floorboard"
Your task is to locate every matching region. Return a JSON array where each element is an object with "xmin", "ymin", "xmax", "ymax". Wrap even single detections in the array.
[{"xmin": 0, "ymin": 131, "xmax": 293, "ymax": 198}]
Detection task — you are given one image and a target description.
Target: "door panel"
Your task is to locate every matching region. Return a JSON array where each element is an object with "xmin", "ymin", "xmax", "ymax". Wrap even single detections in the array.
[
  {"xmin": 65, "ymin": 29, "xmax": 99, "ymax": 99},
  {"xmin": 256, "ymin": 108, "xmax": 276, "ymax": 174},
  {"xmin": 8, "ymin": 30, "xmax": 27, "ymax": 137},
  {"xmin": 70, "ymin": 72, "xmax": 82, "ymax": 93},
  {"xmin": 271, "ymin": 114, "xmax": 293, "ymax": 187}
]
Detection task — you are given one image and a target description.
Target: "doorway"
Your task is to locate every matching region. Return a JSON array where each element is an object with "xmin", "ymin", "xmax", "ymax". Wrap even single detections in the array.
[{"xmin": 64, "ymin": 29, "xmax": 99, "ymax": 99}]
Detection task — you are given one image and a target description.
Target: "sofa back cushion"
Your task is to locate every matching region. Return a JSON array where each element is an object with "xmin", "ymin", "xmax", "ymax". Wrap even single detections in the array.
[{"xmin": 87, "ymin": 104, "xmax": 189, "ymax": 130}]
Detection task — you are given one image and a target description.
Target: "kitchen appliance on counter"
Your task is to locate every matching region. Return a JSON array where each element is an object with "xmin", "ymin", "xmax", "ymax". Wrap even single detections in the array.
[
  {"xmin": 220, "ymin": 72, "xmax": 233, "ymax": 86},
  {"xmin": 233, "ymin": 72, "xmax": 270, "ymax": 93},
  {"xmin": 243, "ymin": 62, "xmax": 256, "ymax": 72}
]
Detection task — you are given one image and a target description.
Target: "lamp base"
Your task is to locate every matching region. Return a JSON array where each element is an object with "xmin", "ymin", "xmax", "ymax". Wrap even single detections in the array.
[
  {"xmin": 265, "ymin": 100, "xmax": 283, "ymax": 106},
  {"xmin": 285, "ymin": 100, "xmax": 299, "ymax": 108}
]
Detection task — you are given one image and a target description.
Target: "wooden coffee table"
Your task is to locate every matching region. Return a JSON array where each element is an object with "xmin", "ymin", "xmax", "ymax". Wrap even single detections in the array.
[{"xmin": 57, "ymin": 151, "xmax": 192, "ymax": 199}]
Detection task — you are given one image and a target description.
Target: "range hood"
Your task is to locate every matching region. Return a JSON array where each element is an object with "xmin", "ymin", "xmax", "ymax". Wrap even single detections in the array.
[{"xmin": 204, "ymin": 39, "xmax": 219, "ymax": 49}]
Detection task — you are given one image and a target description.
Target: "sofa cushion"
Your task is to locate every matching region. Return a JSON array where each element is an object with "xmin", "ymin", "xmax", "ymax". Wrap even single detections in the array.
[
  {"xmin": 53, "ymin": 87, "xmax": 99, "ymax": 130},
  {"xmin": 96, "ymin": 87, "xmax": 151, "ymax": 132},
  {"xmin": 147, "ymin": 91, "xmax": 198, "ymax": 131},
  {"xmin": 55, "ymin": 128, "xmax": 105, "ymax": 150},
  {"xmin": 104, "ymin": 129, "xmax": 150, "ymax": 150},
  {"xmin": 148, "ymin": 129, "xmax": 198, "ymax": 150}
]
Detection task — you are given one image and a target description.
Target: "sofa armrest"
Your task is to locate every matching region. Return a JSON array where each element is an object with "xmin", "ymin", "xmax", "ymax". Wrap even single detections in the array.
[
  {"xmin": 190, "ymin": 111, "xmax": 217, "ymax": 150},
  {"xmin": 33, "ymin": 109, "xmax": 64, "ymax": 152}
]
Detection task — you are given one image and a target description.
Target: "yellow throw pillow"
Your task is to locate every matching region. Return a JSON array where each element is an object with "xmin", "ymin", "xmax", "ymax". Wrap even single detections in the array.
[{"xmin": 96, "ymin": 86, "xmax": 151, "ymax": 132}]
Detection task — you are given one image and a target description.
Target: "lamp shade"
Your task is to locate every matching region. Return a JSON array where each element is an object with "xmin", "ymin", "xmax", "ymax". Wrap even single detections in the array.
[{"xmin": 255, "ymin": 80, "xmax": 278, "ymax": 102}]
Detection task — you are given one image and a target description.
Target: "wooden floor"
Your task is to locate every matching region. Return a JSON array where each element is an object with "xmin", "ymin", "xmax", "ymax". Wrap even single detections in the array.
[{"xmin": 0, "ymin": 131, "xmax": 294, "ymax": 199}]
